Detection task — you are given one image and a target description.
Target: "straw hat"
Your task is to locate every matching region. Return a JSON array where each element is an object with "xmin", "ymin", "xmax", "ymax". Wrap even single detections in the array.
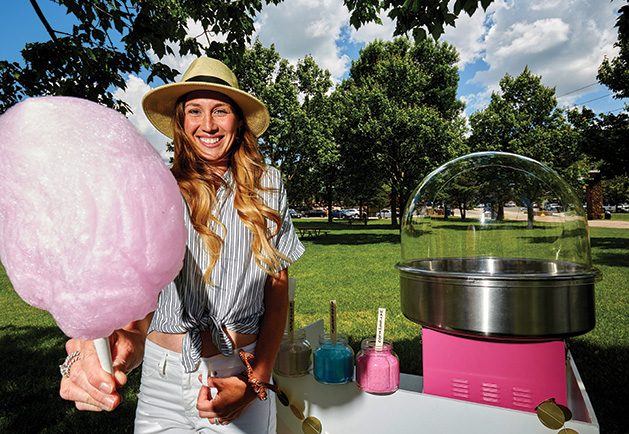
[{"xmin": 142, "ymin": 57, "xmax": 270, "ymax": 139}]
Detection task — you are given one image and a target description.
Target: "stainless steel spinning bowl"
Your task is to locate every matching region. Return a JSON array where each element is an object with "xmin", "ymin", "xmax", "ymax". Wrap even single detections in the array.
[{"xmin": 396, "ymin": 257, "xmax": 599, "ymax": 339}]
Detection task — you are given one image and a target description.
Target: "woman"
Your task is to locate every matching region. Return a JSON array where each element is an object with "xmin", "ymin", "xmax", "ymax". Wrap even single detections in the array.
[{"xmin": 59, "ymin": 57, "xmax": 305, "ymax": 433}]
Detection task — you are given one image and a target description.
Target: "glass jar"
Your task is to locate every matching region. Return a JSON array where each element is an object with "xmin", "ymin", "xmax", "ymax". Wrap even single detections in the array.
[
  {"xmin": 355, "ymin": 338, "xmax": 399, "ymax": 394},
  {"xmin": 274, "ymin": 329, "xmax": 312, "ymax": 377},
  {"xmin": 313, "ymin": 333, "xmax": 354, "ymax": 384}
]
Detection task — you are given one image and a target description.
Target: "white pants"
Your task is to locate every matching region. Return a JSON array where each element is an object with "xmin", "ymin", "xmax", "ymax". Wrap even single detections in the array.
[{"xmin": 134, "ymin": 339, "xmax": 276, "ymax": 433}]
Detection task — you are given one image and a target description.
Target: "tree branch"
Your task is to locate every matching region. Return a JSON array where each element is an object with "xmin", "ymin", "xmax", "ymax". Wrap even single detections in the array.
[{"xmin": 29, "ymin": 0, "xmax": 58, "ymax": 44}]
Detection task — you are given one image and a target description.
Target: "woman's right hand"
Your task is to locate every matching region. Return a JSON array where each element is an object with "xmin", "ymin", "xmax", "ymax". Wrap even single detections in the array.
[
  {"xmin": 59, "ymin": 337, "xmax": 123, "ymax": 411},
  {"xmin": 59, "ymin": 315, "xmax": 151, "ymax": 411}
]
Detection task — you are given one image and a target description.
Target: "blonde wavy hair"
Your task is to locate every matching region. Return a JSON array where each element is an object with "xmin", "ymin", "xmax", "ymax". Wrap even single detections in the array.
[{"xmin": 171, "ymin": 94, "xmax": 289, "ymax": 284}]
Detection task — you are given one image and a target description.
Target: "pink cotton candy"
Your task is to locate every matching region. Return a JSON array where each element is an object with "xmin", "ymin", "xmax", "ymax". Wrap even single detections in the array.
[{"xmin": 0, "ymin": 96, "xmax": 186, "ymax": 339}]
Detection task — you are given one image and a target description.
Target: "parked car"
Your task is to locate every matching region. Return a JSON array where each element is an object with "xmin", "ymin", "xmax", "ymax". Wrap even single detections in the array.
[
  {"xmin": 288, "ymin": 209, "xmax": 302, "ymax": 219},
  {"xmin": 616, "ymin": 203, "xmax": 629, "ymax": 213},
  {"xmin": 344, "ymin": 208, "xmax": 360, "ymax": 219},
  {"xmin": 304, "ymin": 209, "xmax": 326, "ymax": 217},
  {"xmin": 330, "ymin": 209, "xmax": 351, "ymax": 218},
  {"xmin": 377, "ymin": 209, "xmax": 392, "ymax": 219}
]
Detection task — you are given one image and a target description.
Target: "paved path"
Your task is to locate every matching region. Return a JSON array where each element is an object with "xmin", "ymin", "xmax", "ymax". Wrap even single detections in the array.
[{"xmin": 588, "ymin": 219, "xmax": 629, "ymax": 228}]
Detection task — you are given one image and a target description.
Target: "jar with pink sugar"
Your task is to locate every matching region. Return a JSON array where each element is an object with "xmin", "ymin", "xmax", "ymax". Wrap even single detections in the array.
[{"xmin": 355, "ymin": 337, "xmax": 400, "ymax": 394}]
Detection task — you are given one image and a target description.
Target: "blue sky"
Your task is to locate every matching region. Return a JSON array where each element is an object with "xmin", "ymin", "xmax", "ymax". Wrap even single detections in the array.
[{"xmin": 2, "ymin": 0, "xmax": 627, "ymax": 160}]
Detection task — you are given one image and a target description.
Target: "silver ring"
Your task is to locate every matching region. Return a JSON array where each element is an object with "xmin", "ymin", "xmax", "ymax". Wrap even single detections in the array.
[
  {"xmin": 60, "ymin": 351, "xmax": 81, "ymax": 378},
  {"xmin": 213, "ymin": 417, "xmax": 221, "ymax": 425}
]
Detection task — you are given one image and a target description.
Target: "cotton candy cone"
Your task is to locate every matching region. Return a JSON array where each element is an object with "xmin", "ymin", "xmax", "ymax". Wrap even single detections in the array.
[{"xmin": 0, "ymin": 96, "xmax": 186, "ymax": 339}]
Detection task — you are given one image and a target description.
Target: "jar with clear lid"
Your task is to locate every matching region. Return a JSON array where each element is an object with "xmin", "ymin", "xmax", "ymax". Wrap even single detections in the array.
[
  {"xmin": 355, "ymin": 337, "xmax": 399, "ymax": 394},
  {"xmin": 313, "ymin": 333, "xmax": 354, "ymax": 384},
  {"xmin": 274, "ymin": 329, "xmax": 312, "ymax": 377}
]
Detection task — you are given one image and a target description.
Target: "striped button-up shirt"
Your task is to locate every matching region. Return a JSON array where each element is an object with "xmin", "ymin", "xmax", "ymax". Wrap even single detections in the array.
[{"xmin": 149, "ymin": 166, "xmax": 305, "ymax": 372}]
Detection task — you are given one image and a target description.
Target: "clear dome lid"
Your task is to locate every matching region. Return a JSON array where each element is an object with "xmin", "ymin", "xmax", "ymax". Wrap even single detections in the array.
[
  {"xmin": 400, "ymin": 152, "xmax": 593, "ymax": 268},
  {"xmin": 396, "ymin": 152, "xmax": 600, "ymax": 339}
]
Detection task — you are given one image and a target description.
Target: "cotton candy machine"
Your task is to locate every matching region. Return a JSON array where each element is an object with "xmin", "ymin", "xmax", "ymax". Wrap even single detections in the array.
[{"xmin": 396, "ymin": 152, "xmax": 601, "ymax": 412}]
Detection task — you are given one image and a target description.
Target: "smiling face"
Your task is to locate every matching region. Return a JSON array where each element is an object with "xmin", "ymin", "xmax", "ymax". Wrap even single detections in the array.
[{"xmin": 183, "ymin": 90, "xmax": 242, "ymax": 175}]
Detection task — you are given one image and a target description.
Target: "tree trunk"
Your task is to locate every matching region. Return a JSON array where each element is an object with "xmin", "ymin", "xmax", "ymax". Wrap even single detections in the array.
[
  {"xmin": 326, "ymin": 184, "xmax": 334, "ymax": 223},
  {"xmin": 391, "ymin": 186, "xmax": 398, "ymax": 226},
  {"xmin": 586, "ymin": 170, "xmax": 603, "ymax": 220}
]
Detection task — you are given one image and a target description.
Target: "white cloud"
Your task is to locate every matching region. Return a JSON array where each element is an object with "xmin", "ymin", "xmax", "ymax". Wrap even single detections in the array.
[
  {"xmin": 442, "ymin": 9, "xmax": 492, "ymax": 68},
  {"xmin": 530, "ymin": 0, "xmax": 565, "ymax": 12},
  {"xmin": 348, "ymin": 8, "xmax": 397, "ymax": 45},
  {"xmin": 493, "ymin": 18, "xmax": 570, "ymax": 58},
  {"xmin": 114, "ymin": 75, "xmax": 173, "ymax": 163},
  {"xmin": 442, "ymin": 0, "xmax": 622, "ymax": 113},
  {"xmin": 254, "ymin": 0, "xmax": 353, "ymax": 81}
]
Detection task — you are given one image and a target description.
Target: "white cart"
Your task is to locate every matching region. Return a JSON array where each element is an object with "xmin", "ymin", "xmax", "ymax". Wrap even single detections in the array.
[{"xmin": 275, "ymin": 321, "xmax": 599, "ymax": 434}]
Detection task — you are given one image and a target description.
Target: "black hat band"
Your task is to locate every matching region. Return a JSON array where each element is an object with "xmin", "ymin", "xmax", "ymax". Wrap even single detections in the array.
[{"xmin": 185, "ymin": 75, "xmax": 232, "ymax": 87}]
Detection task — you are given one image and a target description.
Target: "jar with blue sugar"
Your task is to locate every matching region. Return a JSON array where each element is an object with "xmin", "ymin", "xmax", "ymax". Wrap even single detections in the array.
[{"xmin": 313, "ymin": 332, "xmax": 354, "ymax": 384}]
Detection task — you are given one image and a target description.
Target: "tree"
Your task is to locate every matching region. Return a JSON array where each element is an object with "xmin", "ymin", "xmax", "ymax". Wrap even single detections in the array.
[
  {"xmin": 1, "ymin": 0, "xmax": 282, "ymax": 114},
  {"xmin": 602, "ymin": 174, "xmax": 629, "ymax": 205},
  {"xmin": 238, "ymin": 41, "xmax": 303, "ymax": 195},
  {"xmin": 344, "ymin": 0, "xmax": 496, "ymax": 40},
  {"xmin": 438, "ymin": 173, "xmax": 485, "ymax": 219},
  {"xmin": 297, "ymin": 57, "xmax": 339, "ymax": 221},
  {"xmin": 567, "ymin": 108, "xmax": 629, "ymax": 180},
  {"xmin": 598, "ymin": 2, "xmax": 629, "ymax": 100},
  {"xmin": 593, "ymin": 1, "xmax": 629, "ymax": 205},
  {"xmin": 331, "ymin": 80, "xmax": 389, "ymax": 214},
  {"xmin": 567, "ymin": 107, "xmax": 629, "ymax": 204},
  {"xmin": 468, "ymin": 68, "xmax": 585, "ymax": 190},
  {"xmin": 334, "ymin": 38, "xmax": 467, "ymax": 225},
  {"xmin": 237, "ymin": 41, "xmax": 336, "ymax": 209}
]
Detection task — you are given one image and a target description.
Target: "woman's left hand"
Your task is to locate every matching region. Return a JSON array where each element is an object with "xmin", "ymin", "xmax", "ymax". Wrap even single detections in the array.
[
  {"xmin": 196, "ymin": 374, "xmax": 257, "ymax": 425},
  {"xmin": 197, "ymin": 269, "xmax": 288, "ymax": 425}
]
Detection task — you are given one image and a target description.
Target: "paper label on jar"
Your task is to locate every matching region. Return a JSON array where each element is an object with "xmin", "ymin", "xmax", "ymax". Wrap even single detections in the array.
[
  {"xmin": 330, "ymin": 300, "xmax": 337, "ymax": 340},
  {"xmin": 376, "ymin": 308, "xmax": 386, "ymax": 350},
  {"xmin": 287, "ymin": 300, "xmax": 295, "ymax": 333}
]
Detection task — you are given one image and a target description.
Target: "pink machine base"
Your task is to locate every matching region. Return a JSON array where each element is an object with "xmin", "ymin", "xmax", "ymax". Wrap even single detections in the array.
[{"xmin": 422, "ymin": 328, "xmax": 567, "ymax": 412}]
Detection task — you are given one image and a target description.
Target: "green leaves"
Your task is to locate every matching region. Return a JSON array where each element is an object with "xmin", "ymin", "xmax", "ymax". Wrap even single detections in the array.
[
  {"xmin": 334, "ymin": 37, "xmax": 467, "ymax": 222},
  {"xmin": 2, "ymin": 0, "xmax": 504, "ymax": 114},
  {"xmin": 0, "ymin": 61, "xmax": 25, "ymax": 113},
  {"xmin": 378, "ymin": 0, "xmax": 497, "ymax": 41},
  {"xmin": 344, "ymin": 0, "xmax": 497, "ymax": 41},
  {"xmin": 345, "ymin": 0, "xmax": 383, "ymax": 30},
  {"xmin": 1, "ymin": 0, "xmax": 281, "ymax": 114},
  {"xmin": 468, "ymin": 68, "xmax": 589, "ymax": 195},
  {"xmin": 453, "ymin": 0, "xmax": 479, "ymax": 16},
  {"xmin": 236, "ymin": 41, "xmax": 336, "ymax": 205}
]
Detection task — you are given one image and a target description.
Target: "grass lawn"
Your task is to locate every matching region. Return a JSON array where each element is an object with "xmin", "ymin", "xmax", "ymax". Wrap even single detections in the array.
[
  {"xmin": 605, "ymin": 212, "xmax": 629, "ymax": 222},
  {"xmin": 1, "ymin": 218, "xmax": 627, "ymax": 433},
  {"xmin": 610, "ymin": 212, "xmax": 629, "ymax": 220}
]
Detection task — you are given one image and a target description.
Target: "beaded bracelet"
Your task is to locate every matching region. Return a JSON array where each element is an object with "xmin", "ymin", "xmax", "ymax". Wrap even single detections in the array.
[
  {"xmin": 238, "ymin": 350, "xmax": 267, "ymax": 400},
  {"xmin": 238, "ymin": 350, "xmax": 289, "ymax": 406}
]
